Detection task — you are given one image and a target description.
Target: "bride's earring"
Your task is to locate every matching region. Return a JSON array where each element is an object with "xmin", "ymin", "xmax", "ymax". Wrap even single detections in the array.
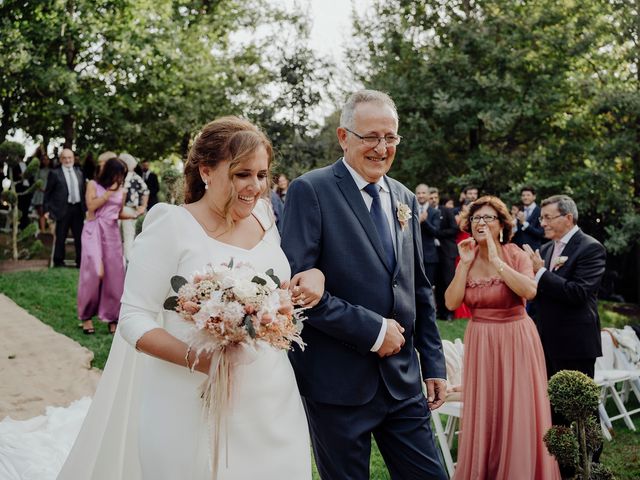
[
  {"xmin": 499, "ymin": 230, "xmax": 504, "ymax": 243},
  {"xmin": 203, "ymin": 178, "xmax": 209, "ymax": 190}
]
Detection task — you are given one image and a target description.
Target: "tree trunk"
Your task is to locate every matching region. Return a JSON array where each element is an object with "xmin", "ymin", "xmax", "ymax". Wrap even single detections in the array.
[
  {"xmin": 180, "ymin": 131, "xmax": 191, "ymax": 159},
  {"xmin": 0, "ymin": 98, "xmax": 11, "ymax": 141},
  {"xmin": 62, "ymin": 112, "xmax": 75, "ymax": 148}
]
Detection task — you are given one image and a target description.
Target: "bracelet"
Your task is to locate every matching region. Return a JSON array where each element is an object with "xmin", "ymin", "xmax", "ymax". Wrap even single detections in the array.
[{"xmin": 184, "ymin": 346, "xmax": 193, "ymax": 372}]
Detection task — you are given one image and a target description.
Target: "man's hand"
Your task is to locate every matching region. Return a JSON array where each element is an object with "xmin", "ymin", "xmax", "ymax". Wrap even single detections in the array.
[
  {"xmin": 516, "ymin": 211, "xmax": 525, "ymax": 223},
  {"xmin": 377, "ymin": 319, "xmax": 405, "ymax": 357},
  {"xmin": 425, "ymin": 378, "xmax": 447, "ymax": 410},
  {"xmin": 419, "ymin": 210, "xmax": 428, "ymax": 223},
  {"xmin": 522, "ymin": 244, "xmax": 544, "ymax": 273}
]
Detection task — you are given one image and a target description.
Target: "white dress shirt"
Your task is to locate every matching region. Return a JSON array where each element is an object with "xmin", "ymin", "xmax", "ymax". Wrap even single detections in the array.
[
  {"xmin": 521, "ymin": 201, "xmax": 537, "ymax": 230},
  {"xmin": 63, "ymin": 166, "xmax": 80, "ymax": 204}
]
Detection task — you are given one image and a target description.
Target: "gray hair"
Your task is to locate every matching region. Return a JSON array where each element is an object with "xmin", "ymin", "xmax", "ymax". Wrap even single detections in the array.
[
  {"xmin": 541, "ymin": 194, "xmax": 579, "ymax": 224},
  {"xmin": 428, "ymin": 187, "xmax": 439, "ymax": 194},
  {"xmin": 340, "ymin": 90, "xmax": 399, "ymax": 129},
  {"xmin": 415, "ymin": 183, "xmax": 429, "ymax": 191}
]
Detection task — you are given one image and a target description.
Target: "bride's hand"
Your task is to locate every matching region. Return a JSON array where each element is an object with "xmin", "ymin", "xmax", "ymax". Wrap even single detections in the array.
[{"xmin": 290, "ymin": 268, "xmax": 325, "ymax": 308}]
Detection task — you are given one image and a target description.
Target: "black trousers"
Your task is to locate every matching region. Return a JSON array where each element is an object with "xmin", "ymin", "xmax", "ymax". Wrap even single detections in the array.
[
  {"xmin": 435, "ymin": 256, "xmax": 456, "ymax": 318},
  {"xmin": 53, "ymin": 203, "xmax": 84, "ymax": 266}
]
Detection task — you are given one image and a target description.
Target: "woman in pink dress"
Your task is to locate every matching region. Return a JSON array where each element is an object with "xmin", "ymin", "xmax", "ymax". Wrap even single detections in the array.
[
  {"xmin": 445, "ymin": 196, "xmax": 560, "ymax": 480},
  {"xmin": 78, "ymin": 158, "xmax": 135, "ymax": 334}
]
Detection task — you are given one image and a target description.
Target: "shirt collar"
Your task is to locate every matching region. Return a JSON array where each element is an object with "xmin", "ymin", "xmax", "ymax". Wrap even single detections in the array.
[
  {"xmin": 559, "ymin": 224, "xmax": 579, "ymax": 245},
  {"xmin": 341, "ymin": 157, "xmax": 389, "ymax": 193},
  {"xmin": 526, "ymin": 202, "xmax": 536, "ymax": 211}
]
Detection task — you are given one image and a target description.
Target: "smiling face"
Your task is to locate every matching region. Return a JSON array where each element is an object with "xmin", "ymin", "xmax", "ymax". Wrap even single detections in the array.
[
  {"xmin": 470, "ymin": 205, "xmax": 502, "ymax": 244},
  {"xmin": 203, "ymin": 145, "xmax": 269, "ymax": 221},
  {"xmin": 338, "ymin": 101, "xmax": 398, "ymax": 183},
  {"xmin": 415, "ymin": 185, "xmax": 429, "ymax": 205},
  {"xmin": 540, "ymin": 202, "xmax": 573, "ymax": 241},
  {"xmin": 521, "ymin": 190, "xmax": 535, "ymax": 207}
]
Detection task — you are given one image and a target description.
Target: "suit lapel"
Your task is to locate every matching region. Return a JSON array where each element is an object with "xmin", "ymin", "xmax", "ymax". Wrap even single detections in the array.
[
  {"xmin": 387, "ymin": 181, "xmax": 404, "ymax": 275},
  {"xmin": 58, "ymin": 168, "xmax": 70, "ymax": 197},
  {"xmin": 543, "ymin": 241, "xmax": 554, "ymax": 269},
  {"xmin": 333, "ymin": 161, "xmax": 394, "ymax": 273}
]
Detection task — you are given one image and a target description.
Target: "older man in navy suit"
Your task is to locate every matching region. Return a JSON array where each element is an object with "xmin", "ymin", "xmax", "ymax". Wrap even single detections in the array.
[{"xmin": 281, "ymin": 90, "xmax": 447, "ymax": 480}]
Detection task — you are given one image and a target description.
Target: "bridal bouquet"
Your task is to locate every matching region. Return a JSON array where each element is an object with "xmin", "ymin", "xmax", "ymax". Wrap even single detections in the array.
[
  {"xmin": 163, "ymin": 258, "xmax": 305, "ymax": 479},
  {"xmin": 163, "ymin": 258, "xmax": 305, "ymax": 355}
]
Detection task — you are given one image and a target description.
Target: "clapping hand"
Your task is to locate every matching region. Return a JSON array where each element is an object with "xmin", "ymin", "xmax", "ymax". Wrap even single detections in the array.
[
  {"xmin": 522, "ymin": 244, "xmax": 544, "ymax": 273},
  {"xmin": 457, "ymin": 237, "xmax": 477, "ymax": 265},
  {"xmin": 485, "ymin": 228, "xmax": 500, "ymax": 265}
]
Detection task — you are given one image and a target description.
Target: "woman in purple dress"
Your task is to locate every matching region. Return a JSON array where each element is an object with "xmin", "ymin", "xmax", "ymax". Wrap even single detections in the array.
[{"xmin": 78, "ymin": 158, "xmax": 135, "ymax": 334}]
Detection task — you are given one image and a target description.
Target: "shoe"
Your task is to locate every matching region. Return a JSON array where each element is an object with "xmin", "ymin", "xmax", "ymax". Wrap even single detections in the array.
[{"xmin": 82, "ymin": 320, "xmax": 95, "ymax": 334}]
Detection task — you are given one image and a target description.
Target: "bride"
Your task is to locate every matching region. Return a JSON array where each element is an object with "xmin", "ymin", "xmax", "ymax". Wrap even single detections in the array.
[{"xmin": 54, "ymin": 117, "xmax": 324, "ymax": 479}]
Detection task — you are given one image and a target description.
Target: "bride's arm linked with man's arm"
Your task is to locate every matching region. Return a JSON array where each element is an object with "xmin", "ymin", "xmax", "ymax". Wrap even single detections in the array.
[{"xmin": 117, "ymin": 203, "xmax": 325, "ymax": 374}]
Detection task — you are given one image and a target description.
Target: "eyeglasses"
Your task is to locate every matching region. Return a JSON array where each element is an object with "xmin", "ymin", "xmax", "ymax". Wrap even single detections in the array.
[
  {"xmin": 344, "ymin": 128, "xmax": 402, "ymax": 148},
  {"xmin": 470, "ymin": 215, "xmax": 499, "ymax": 223},
  {"xmin": 539, "ymin": 214, "xmax": 566, "ymax": 223}
]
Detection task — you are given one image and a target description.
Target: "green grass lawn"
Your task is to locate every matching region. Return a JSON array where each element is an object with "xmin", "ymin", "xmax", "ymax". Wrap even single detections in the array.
[{"xmin": 1, "ymin": 268, "xmax": 638, "ymax": 478}]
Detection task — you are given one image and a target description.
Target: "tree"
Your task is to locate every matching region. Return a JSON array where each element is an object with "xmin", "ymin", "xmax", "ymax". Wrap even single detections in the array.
[
  {"xmin": 0, "ymin": 1, "xmax": 323, "ymax": 161},
  {"xmin": 349, "ymin": 1, "xmax": 639, "ymax": 298}
]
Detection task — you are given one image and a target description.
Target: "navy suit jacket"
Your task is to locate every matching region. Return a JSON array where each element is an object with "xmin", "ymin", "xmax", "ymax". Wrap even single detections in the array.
[
  {"xmin": 419, "ymin": 205, "xmax": 440, "ymax": 264},
  {"xmin": 513, "ymin": 205, "xmax": 545, "ymax": 251},
  {"xmin": 534, "ymin": 229, "xmax": 605, "ymax": 360},
  {"xmin": 280, "ymin": 160, "xmax": 446, "ymax": 406}
]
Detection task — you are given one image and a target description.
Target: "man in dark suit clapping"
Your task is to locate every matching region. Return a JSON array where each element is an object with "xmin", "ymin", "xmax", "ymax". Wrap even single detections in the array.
[
  {"xmin": 43, "ymin": 148, "xmax": 85, "ymax": 267},
  {"xmin": 512, "ymin": 186, "xmax": 545, "ymax": 251},
  {"xmin": 524, "ymin": 194, "xmax": 606, "ymax": 380}
]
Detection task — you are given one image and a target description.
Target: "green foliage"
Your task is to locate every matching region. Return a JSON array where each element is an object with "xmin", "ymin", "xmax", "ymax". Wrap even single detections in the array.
[
  {"xmin": 348, "ymin": 0, "xmax": 640, "ymax": 254},
  {"xmin": 0, "ymin": 1, "xmax": 329, "ymax": 164},
  {"xmin": 544, "ymin": 426, "xmax": 579, "ymax": 468},
  {"xmin": 0, "ymin": 141, "xmax": 25, "ymax": 166},
  {"xmin": 546, "ymin": 370, "xmax": 603, "ymax": 479},
  {"xmin": 548, "ymin": 370, "xmax": 600, "ymax": 422}
]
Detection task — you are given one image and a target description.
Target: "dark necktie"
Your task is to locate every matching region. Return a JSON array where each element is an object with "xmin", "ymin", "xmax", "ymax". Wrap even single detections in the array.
[{"xmin": 363, "ymin": 183, "xmax": 395, "ymax": 271}]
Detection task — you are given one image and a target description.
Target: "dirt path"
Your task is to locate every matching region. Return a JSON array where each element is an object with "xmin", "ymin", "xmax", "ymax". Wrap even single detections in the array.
[{"xmin": 0, "ymin": 294, "xmax": 101, "ymax": 420}]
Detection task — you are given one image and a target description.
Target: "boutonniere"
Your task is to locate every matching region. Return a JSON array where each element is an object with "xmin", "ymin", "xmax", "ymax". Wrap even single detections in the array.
[
  {"xmin": 553, "ymin": 256, "xmax": 568, "ymax": 270},
  {"xmin": 396, "ymin": 202, "xmax": 412, "ymax": 231}
]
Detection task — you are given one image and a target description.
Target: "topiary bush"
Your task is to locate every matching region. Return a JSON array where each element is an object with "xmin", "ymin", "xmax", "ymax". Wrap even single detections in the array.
[{"xmin": 545, "ymin": 370, "xmax": 615, "ymax": 479}]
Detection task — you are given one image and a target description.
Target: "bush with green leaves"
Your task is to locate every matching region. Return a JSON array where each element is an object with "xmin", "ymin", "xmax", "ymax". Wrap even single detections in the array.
[
  {"xmin": 545, "ymin": 370, "xmax": 615, "ymax": 479},
  {"xmin": 0, "ymin": 141, "xmax": 43, "ymax": 260}
]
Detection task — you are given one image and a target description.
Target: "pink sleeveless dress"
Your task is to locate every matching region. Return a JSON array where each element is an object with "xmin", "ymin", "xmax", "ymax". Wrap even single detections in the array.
[
  {"xmin": 453, "ymin": 243, "xmax": 561, "ymax": 480},
  {"xmin": 77, "ymin": 181, "xmax": 125, "ymax": 323}
]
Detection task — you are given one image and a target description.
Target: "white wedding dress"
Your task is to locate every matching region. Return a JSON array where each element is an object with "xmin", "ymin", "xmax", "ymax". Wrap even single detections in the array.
[{"xmin": 0, "ymin": 200, "xmax": 311, "ymax": 480}]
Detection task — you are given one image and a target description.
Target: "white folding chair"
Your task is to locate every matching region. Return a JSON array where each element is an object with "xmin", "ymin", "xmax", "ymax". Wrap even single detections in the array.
[
  {"xmin": 595, "ymin": 331, "xmax": 638, "ymax": 434},
  {"xmin": 606, "ymin": 327, "xmax": 640, "ymax": 405},
  {"xmin": 430, "ymin": 339, "xmax": 464, "ymax": 478}
]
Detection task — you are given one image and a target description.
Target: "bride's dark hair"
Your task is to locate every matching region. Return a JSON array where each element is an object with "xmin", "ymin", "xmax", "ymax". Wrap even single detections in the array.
[{"xmin": 184, "ymin": 117, "xmax": 273, "ymax": 209}]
